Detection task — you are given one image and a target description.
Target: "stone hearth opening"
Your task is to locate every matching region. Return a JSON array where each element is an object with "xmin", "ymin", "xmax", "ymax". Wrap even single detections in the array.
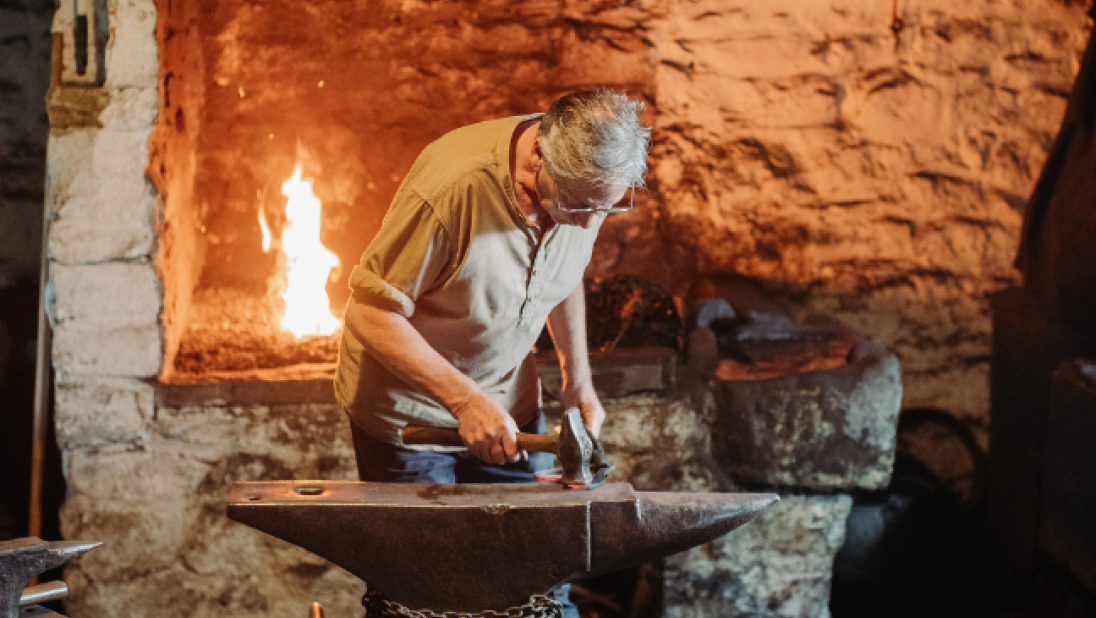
[{"xmin": 151, "ymin": 0, "xmax": 653, "ymax": 381}]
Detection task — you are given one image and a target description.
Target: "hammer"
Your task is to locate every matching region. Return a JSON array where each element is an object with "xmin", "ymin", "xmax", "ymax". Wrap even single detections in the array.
[{"xmin": 402, "ymin": 408, "xmax": 613, "ymax": 489}]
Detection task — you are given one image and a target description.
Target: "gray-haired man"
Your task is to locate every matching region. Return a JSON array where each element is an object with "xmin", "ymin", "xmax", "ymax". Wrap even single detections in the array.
[{"xmin": 336, "ymin": 90, "xmax": 650, "ymax": 483}]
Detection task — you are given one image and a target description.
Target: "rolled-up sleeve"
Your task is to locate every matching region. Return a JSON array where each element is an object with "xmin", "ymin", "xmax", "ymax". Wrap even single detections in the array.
[{"xmin": 349, "ymin": 194, "xmax": 452, "ymax": 319}]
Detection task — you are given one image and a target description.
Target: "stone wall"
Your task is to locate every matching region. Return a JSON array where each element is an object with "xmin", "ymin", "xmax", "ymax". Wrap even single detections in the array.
[
  {"xmin": 58, "ymin": 347, "xmax": 896, "ymax": 618},
  {"xmin": 0, "ymin": 0, "xmax": 52, "ymax": 287},
  {"xmin": 58, "ymin": 381, "xmax": 363, "ymax": 618},
  {"xmin": 589, "ymin": 0, "xmax": 1094, "ymax": 451}
]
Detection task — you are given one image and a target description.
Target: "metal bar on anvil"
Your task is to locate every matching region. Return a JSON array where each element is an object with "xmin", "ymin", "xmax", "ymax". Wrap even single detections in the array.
[{"xmin": 228, "ymin": 481, "xmax": 778, "ymax": 613}]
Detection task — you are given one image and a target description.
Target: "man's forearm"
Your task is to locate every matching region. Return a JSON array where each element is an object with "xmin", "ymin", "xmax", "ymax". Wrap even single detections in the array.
[
  {"xmin": 546, "ymin": 284, "xmax": 606, "ymax": 436},
  {"xmin": 546, "ymin": 284, "xmax": 593, "ymax": 385},
  {"xmin": 343, "ymin": 297, "xmax": 481, "ymax": 412},
  {"xmin": 344, "ymin": 296, "xmax": 525, "ymax": 463}
]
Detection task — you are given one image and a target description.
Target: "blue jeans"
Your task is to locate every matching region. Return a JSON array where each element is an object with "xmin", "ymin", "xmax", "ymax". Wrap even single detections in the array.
[{"xmin": 349, "ymin": 414, "xmax": 577, "ymax": 618}]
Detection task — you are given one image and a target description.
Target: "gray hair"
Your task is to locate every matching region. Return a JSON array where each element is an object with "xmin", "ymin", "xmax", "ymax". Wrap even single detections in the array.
[{"xmin": 537, "ymin": 90, "xmax": 651, "ymax": 190}]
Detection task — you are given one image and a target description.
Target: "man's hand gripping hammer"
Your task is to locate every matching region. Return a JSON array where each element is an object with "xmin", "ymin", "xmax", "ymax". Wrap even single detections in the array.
[{"xmin": 402, "ymin": 408, "xmax": 614, "ymax": 489}]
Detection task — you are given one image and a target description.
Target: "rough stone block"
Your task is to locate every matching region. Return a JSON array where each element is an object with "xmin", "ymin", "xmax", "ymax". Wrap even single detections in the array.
[
  {"xmin": 49, "ymin": 128, "xmax": 158, "ymax": 263},
  {"xmin": 55, "ymin": 377, "xmax": 153, "ymax": 449},
  {"xmin": 52, "ymin": 322, "xmax": 163, "ymax": 377},
  {"xmin": 51, "ymin": 263, "xmax": 163, "ymax": 373},
  {"xmin": 46, "ymin": 87, "xmax": 110, "ymax": 129},
  {"xmin": 537, "ymin": 347, "xmax": 678, "ymax": 399},
  {"xmin": 49, "ymin": 216, "xmax": 157, "ymax": 264},
  {"xmin": 60, "ymin": 494, "xmax": 187, "ymax": 580},
  {"xmin": 714, "ymin": 353, "xmax": 902, "ymax": 490},
  {"xmin": 46, "ymin": 131, "xmax": 95, "ymax": 212},
  {"xmin": 53, "ymin": 262, "xmax": 162, "ymax": 327},
  {"xmin": 104, "ymin": 0, "xmax": 158, "ymax": 90},
  {"xmin": 65, "ymin": 445, "xmax": 211, "ymax": 502},
  {"xmin": 151, "ymin": 403, "xmax": 353, "ymax": 470},
  {"xmin": 98, "ymin": 86, "xmax": 158, "ymax": 130},
  {"xmin": 664, "ymin": 494, "xmax": 853, "ymax": 618}
]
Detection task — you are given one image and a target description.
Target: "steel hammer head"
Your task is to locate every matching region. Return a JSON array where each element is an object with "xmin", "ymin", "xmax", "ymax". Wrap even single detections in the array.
[{"xmin": 556, "ymin": 408, "xmax": 613, "ymax": 489}]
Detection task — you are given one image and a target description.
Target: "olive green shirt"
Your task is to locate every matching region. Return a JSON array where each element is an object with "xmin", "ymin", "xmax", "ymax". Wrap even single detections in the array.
[{"xmin": 335, "ymin": 115, "xmax": 601, "ymax": 448}]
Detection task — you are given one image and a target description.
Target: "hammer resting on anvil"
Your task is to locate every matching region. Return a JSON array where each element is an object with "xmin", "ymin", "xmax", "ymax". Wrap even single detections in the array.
[{"xmin": 402, "ymin": 408, "xmax": 613, "ymax": 488}]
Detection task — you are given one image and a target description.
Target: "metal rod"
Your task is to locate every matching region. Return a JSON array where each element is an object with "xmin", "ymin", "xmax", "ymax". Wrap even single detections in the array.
[{"xmin": 20, "ymin": 581, "xmax": 68, "ymax": 607}]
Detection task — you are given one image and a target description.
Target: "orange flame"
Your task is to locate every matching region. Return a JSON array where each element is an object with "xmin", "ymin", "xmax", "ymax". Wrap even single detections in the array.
[{"xmin": 278, "ymin": 167, "xmax": 340, "ymax": 337}]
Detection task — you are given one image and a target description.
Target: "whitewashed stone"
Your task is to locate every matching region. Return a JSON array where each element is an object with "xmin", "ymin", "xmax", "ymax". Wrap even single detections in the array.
[
  {"xmin": 55, "ymin": 377, "xmax": 153, "ymax": 449},
  {"xmin": 91, "ymin": 128, "xmax": 154, "ymax": 184},
  {"xmin": 52, "ymin": 322, "xmax": 163, "ymax": 377},
  {"xmin": 104, "ymin": 0, "xmax": 158, "ymax": 90},
  {"xmin": 49, "ymin": 217, "xmax": 157, "ymax": 263},
  {"xmin": 99, "ymin": 87, "xmax": 159, "ymax": 130},
  {"xmin": 665, "ymin": 494, "xmax": 853, "ymax": 618},
  {"xmin": 50, "ymin": 128, "xmax": 158, "ymax": 263},
  {"xmin": 52, "ymin": 262, "xmax": 161, "ymax": 327},
  {"xmin": 45, "ymin": 131, "xmax": 95, "ymax": 212}
]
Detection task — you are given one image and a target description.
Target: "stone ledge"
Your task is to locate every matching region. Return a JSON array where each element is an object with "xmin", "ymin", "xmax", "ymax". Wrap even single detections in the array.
[
  {"xmin": 536, "ymin": 346, "xmax": 678, "ymax": 399},
  {"xmin": 155, "ymin": 347, "xmax": 679, "ymax": 408},
  {"xmin": 156, "ymin": 364, "xmax": 339, "ymax": 408}
]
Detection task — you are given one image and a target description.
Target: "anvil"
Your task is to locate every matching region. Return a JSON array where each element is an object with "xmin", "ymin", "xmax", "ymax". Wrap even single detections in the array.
[{"xmin": 228, "ymin": 481, "xmax": 777, "ymax": 613}]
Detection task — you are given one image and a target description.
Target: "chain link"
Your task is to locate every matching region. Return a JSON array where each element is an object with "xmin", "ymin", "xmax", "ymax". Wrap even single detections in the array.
[{"xmin": 363, "ymin": 589, "xmax": 562, "ymax": 618}]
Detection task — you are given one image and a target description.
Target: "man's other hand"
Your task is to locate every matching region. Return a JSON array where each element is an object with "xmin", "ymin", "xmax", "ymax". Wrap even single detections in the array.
[
  {"xmin": 560, "ymin": 377, "xmax": 606, "ymax": 438},
  {"xmin": 577, "ymin": 399, "xmax": 606, "ymax": 439},
  {"xmin": 451, "ymin": 391, "xmax": 524, "ymax": 465}
]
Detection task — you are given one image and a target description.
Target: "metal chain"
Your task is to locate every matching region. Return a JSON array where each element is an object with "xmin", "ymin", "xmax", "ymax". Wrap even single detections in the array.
[{"xmin": 362, "ymin": 589, "xmax": 562, "ymax": 618}]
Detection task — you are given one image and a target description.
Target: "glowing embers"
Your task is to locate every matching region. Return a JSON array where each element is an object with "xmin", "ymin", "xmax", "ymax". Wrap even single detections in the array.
[{"xmin": 262, "ymin": 166, "xmax": 341, "ymax": 337}]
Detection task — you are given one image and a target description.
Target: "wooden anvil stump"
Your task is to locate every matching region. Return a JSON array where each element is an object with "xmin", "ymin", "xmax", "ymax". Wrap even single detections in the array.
[{"xmin": 711, "ymin": 317, "xmax": 903, "ymax": 491}]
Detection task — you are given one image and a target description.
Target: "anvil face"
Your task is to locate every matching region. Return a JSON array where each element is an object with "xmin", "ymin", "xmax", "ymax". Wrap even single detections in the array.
[{"xmin": 228, "ymin": 482, "xmax": 776, "ymax": 613}]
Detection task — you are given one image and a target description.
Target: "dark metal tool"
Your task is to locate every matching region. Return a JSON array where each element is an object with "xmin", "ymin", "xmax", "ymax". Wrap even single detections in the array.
[
  {"xmin": 402, "ymin": 408, "xmax": 614, "ymax": 488},
  {"xmin": 0, "ymin": 538, "xmax": 100, "ymax": 618},
  {"xmin": 228, "ymin": 480, "xmax": 778, "ymax": 613}
]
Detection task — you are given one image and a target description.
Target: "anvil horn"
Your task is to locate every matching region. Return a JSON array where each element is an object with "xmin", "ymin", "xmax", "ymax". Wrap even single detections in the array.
[
  {"xmin": 228, "ymin": 482, "xmax": 777, "ymax": 613},
  {"xmin": 589, "ymin": 491, "xmax": 779, "ymax": 576}
]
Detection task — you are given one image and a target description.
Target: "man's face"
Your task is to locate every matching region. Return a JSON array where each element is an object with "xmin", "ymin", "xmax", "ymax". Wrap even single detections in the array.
[{"xmin": 537, "ymin": 170, "xmax": 630, "ymax": 230}]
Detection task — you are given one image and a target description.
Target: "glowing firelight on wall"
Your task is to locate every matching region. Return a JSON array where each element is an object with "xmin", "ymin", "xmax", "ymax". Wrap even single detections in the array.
[
  {"xmin": 257, "ymin": 202, "xmax": 272, "ymax": 252},
  {"xmin": 273, "ymin": 167, "xmax": 341, "ymax": 337}
]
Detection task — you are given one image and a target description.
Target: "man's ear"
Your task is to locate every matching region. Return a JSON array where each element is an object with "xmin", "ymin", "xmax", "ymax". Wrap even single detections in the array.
[{"xmin": 532, "ymin": 138, "xmax": 545, "ymax": 167}]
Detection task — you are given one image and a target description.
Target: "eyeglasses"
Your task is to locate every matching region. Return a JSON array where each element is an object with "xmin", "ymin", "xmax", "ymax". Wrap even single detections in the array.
[{"xmin": 542, "ymin": 168, "xmax": 635, "ymax": 214}]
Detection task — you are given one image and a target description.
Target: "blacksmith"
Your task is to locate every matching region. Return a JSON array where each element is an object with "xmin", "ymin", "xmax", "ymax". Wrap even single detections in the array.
[{"xmin": 335, "ymin": 90, "xmax": 650, "ymax": 485}]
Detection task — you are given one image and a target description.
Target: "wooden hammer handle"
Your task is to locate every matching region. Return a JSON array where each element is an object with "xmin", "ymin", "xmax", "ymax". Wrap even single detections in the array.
[{"xmin": 401, "ymin": 426, "xmax": 557, "ymax": 452}]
